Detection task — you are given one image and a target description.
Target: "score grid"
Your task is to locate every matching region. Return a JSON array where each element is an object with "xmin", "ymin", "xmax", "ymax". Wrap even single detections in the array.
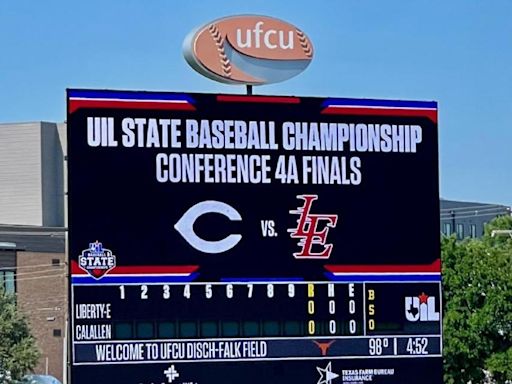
[{"xmin": 71, "ymin": 280, "xmax": 442, "ymax": 364}]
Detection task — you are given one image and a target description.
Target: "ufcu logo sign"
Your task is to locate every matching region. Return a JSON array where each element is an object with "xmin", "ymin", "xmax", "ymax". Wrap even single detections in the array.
[
  {"xmin": 235, "ymin": 21, "xmax": 294, "ymax": 50},
  {"xmin": 183, "ymin": 15, "xmax": 313, "ymax": 85}
]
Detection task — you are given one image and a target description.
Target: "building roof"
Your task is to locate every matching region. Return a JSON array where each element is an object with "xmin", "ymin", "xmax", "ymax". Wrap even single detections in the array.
[
  {"xmin": 440, "ymin": 198, "xmax": 510, "ymax": 210},
  {"xmin": 0, "ymin": 225, "xmax": 65, "ymax": 253}
]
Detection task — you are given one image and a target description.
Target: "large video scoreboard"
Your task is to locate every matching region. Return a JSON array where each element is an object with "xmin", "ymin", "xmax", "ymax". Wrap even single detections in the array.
[{"xmin": 67, "ymin": 90, "xmax": 441, "ymax": 384}]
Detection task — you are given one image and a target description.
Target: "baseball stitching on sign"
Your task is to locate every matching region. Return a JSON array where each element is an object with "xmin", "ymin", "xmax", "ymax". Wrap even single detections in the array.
[
  {"xmin": 296, "ymin": 29, "xmax": 312, "ymax": 58},
  {"xmin": 183, "ymin": 15, "xmax": 314, "ymax": 84},
  {"xmin": 208, "ymin": 23, "xmax": 232, "ymax": 78}
]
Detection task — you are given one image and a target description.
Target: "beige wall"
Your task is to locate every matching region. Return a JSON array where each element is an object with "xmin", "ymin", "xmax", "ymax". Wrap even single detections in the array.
[
  {"xmin": 0, "ymin": 123, "xmax": 42, "ymax": 225},
  {"xmin": 0, "ymin": 122, "xmax": 65, "ymax": 226},
  {"xmin": 17, "ymin": 251, "xmax": 67, "ymax": 381}
]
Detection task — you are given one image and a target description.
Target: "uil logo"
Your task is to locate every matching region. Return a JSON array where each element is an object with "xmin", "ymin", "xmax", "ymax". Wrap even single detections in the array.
[{"xmin": 405, "ymin": 292, "xmax": 440, "ymax": 322}]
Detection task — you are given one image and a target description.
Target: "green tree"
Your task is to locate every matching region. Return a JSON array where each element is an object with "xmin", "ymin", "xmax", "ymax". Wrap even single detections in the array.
[
  {"xmin": 443, "ymin": 216, "xmax": 512, "ymax": 384},
  {"xmin": 0, "ymin": 289, "xmax": 40, "ymax": 383}
]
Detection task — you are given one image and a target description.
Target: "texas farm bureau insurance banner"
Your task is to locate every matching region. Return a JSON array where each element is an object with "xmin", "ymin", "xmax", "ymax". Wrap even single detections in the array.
[{"xmin": 67, "ymin": 89, "xmax": 441, "ymax": 384}]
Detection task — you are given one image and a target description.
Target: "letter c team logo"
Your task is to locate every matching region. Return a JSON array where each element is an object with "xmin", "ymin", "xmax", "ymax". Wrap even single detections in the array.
[
  {"xmin": 288, "ymin": 195, "xmax": 338, "ymax": 259},
  {"xmin": 183, "ymin": 15, "xmax": 314, "ymax": 85},
  {"xmin": 175, "ymin": 201, "xmax": 242, "ymax": 254}
]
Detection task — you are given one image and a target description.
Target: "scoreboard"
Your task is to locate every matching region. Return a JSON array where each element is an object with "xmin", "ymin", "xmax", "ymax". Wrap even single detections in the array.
[{"xmin": 67, "ymin": 90, "xmax": 441, "ymax": 384}]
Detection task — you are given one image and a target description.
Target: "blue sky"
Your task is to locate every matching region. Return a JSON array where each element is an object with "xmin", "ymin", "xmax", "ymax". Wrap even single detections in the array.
[{"xmin": 1, "ymin": 1, "xmax": 511, "ymax": 206}]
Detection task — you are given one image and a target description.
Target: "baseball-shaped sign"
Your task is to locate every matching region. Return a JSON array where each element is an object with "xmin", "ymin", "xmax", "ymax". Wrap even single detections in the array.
[{"xmin": 183, "ymin": 15, "xmax": 314, "ymax": 85}]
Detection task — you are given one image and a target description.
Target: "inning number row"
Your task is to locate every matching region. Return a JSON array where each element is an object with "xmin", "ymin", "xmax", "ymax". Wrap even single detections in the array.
[{"xmin": 118, "ymin": 283, "xmax": 349, "ymax": 300}]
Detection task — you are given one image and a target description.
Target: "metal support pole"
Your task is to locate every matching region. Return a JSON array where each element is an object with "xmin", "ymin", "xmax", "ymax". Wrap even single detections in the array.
[
  {"xmin": 450, "ymin": 210, "xmax": 455, "ymax": 236},
  {"xmin": 246, "ymin": 85, "xmax": 253, "ymax": 95}
]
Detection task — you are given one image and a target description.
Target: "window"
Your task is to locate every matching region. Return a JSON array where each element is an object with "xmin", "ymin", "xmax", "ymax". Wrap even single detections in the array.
[
  {"xmin": 51, "ymin": 259, "xmax": 60, "ymax": 266},
  {"xmin": 53, "ymin": 329, "xmax": 62, "ymax": 337},
  {"xmin": 470, "ymin": 224, "xmax": 477, "ymax": 238},
  {"xmin": 0, "ymin": 271, "xmax": 15, "ymax": 294},
  {"xmin": 457, "ymin": 224, "xmax": 464, "ymax": 239},
  {"xmin": 443, "ymin": 223, "xmax": 452, "ymax": 236}
]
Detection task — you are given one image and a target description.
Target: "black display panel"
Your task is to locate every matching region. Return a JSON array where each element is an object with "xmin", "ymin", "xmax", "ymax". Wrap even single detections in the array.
[{"xmin": 67, "ymin": 89, "xmax": 441, "ymax": 384}]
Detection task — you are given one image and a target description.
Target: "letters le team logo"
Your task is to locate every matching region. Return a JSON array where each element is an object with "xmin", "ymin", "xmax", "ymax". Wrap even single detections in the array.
[
  {"xmin": 78, "ymin": 241, "xmax": 116, "ymax": 279},
  {"xmin": 288, "ymin": 195, "xmax": 338, "ymax": 259},
  {"xmin": 405, "ymin": 292, "xmax": 440, "ymax": 322}
]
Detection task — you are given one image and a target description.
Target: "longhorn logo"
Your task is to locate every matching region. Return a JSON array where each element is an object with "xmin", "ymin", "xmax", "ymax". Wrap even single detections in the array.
[{"xmin": 313, "ymin": 340, "xmax": 335, "ymax": 356}]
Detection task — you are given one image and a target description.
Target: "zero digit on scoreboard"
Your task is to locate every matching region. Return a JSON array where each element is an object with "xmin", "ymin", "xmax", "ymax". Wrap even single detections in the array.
[
  {"xmin": 329, "ymin": 319, "xmax": 336, "ymax": 334},
  {"xmin": 329, "ymin": 300, "xmax": 335, "ymax": 314},
  {"xmin": 349, "ymin": 319, "xmax": 356, "ymax": 334},
  {"xmin": 308, "ymin": 300, "xmax": 315, "ymax": 315},
  {"xmin": 308, "ymin": 320, "xmax": 315, "ymax": 335}
]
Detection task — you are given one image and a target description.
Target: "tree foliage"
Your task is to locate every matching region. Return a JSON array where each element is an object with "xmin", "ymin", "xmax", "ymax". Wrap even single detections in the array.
[
  {"xmin": 443, "ymin": 215, "xmax": 512, "ymax": 384},
  {"xmin": 0, "ymin": 289, "xmax": 40, "ymax": 383}
]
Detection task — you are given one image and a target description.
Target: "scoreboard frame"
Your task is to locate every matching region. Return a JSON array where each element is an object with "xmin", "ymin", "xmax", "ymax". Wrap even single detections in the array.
[{"xmin": 67, "ymin": 89, "xmax": 441, "ymax": 384}]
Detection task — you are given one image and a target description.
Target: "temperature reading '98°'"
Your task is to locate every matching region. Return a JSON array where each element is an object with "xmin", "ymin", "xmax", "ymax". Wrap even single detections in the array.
[{"xmin": 369, "ymin": 338, "xmax": 389, "ymax": 356}]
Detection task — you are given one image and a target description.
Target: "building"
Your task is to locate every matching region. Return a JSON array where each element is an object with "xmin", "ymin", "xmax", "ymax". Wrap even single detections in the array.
[
  {"xmin": 0, "ymin": 121, "xmax": 67, "ymax": 381},
  {"xmin": 0, "ymin": 122, "xmax": 66, "ymax": 227},
  {"xmin": 0, "ymin": 225, "xmax": 66, "ymax": 381},
  {"xmin": 440, "ymin": 199, "xmax": 511, "ymax": 239}
]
